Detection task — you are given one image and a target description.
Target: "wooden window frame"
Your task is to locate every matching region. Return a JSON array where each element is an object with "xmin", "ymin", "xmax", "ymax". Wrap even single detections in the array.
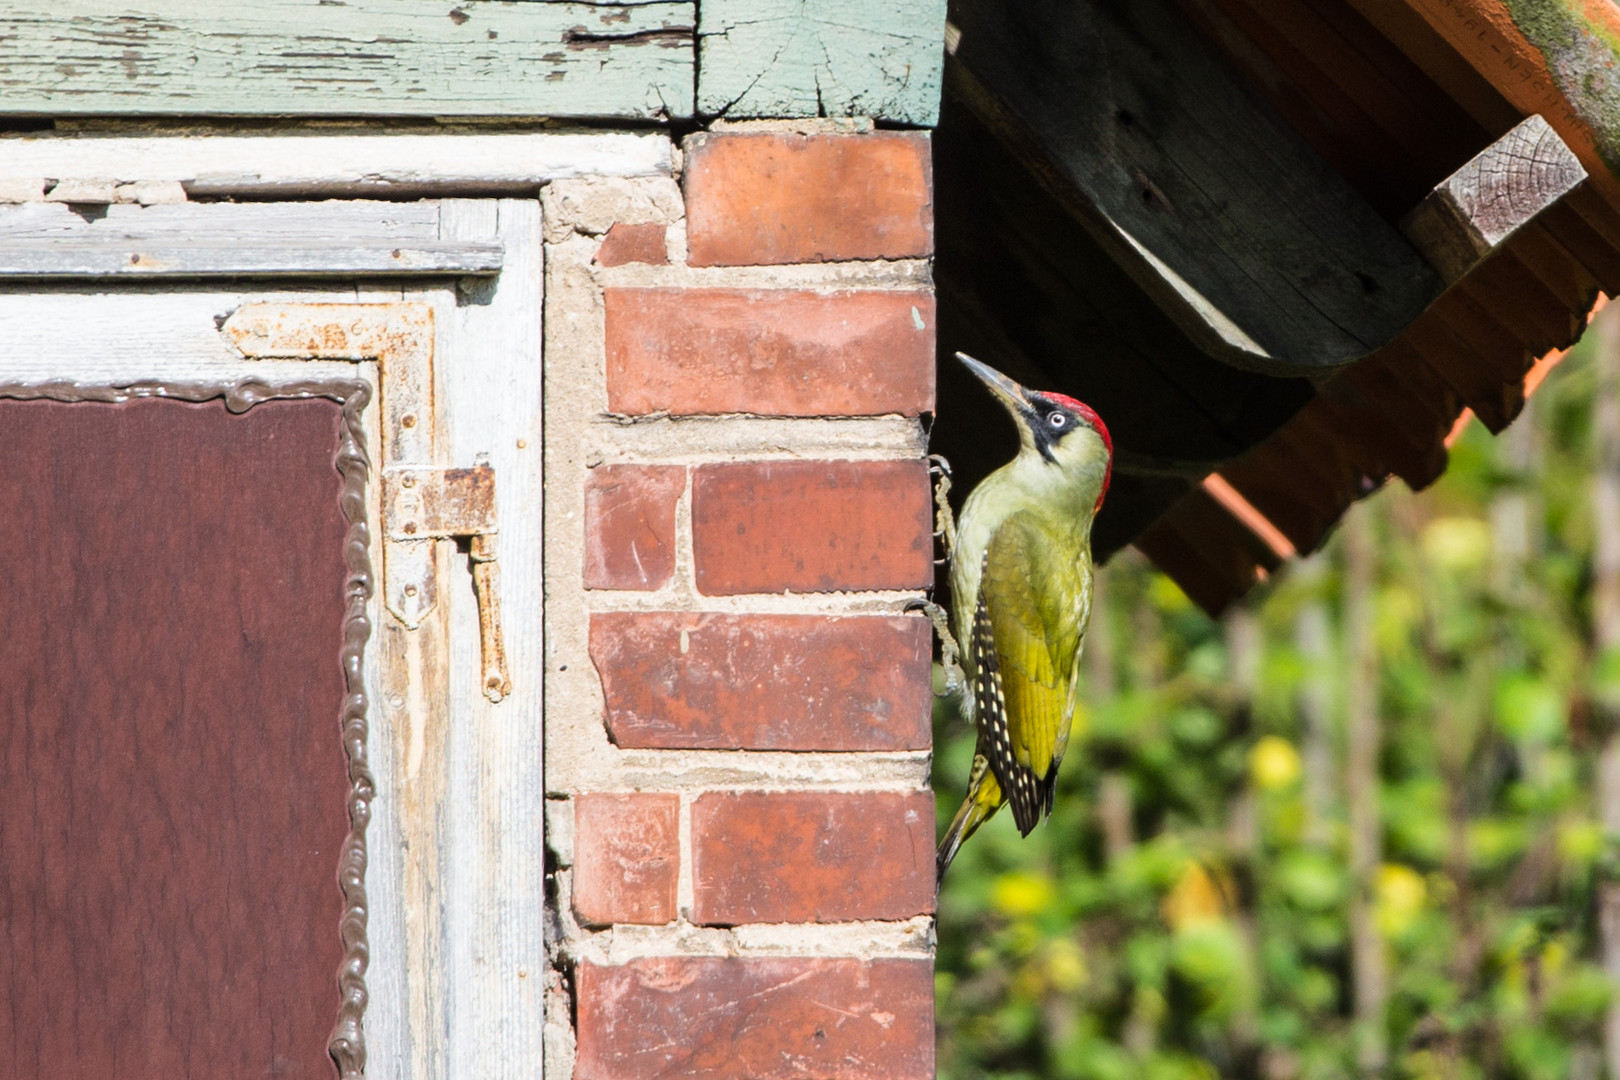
[{"xmin": 0, "ymin": 132, "xmax": 660, "ymax": 1078}]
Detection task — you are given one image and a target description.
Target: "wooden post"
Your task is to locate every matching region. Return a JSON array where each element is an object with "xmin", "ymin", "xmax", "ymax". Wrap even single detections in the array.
[
  {"xmin": 1294, "ymin": 555, "xmax": 1335, "ymax": 846},
  {"xmin": 1344, "ymin": 505, "xmax": 1387, "ymax": 1075},
  {"xmin": 1089, "ymin": 572, "xmax": 1134, "ymax": 863},
  {"xmin": 1225, "ymin": 605, "xmax": 1262, "ymax": 1063},
  {"xmin": 1591, "ymin": 302, "xmax": 1620, "ymax": 1080}
]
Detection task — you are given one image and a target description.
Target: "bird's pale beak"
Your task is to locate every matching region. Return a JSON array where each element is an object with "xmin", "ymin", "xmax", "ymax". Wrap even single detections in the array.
[{"xmin": 957, "ymin": 352, "xmax": 1034, "ymax": 418}]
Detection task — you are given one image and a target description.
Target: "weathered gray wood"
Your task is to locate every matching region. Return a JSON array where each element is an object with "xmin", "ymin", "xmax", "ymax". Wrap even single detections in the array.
[
  {"xmin": 697, "ymin": 0, "xmax": 947, "ymax": 125},
  {"xmin": 949, "ymin": 0, "xmax": 1441, "ymax": 375},
  {"xmin": 0, "ymin": 0, "xmax": 693, "ymax": 119},
  {"xmin": 0, "ymin": 132, "xmax": 672, "ymax": 198},
  {"xmin": 1401, "ymin": 114, "xmax": 1587, "ymax": 284},
  {"xmin": 431, "ymin": 198, "xmax": 547, "ymax": 1080},
  {"xmin": 0, "ymin": 200, "xmax": 445, "ymax": 242},
  {"xmin": 0, "ymin": 202, "xmax": 502, "ymax": 277},
  {"xmin": 0, "ymin": 242, "xmax": 501, "ymax": 278}
]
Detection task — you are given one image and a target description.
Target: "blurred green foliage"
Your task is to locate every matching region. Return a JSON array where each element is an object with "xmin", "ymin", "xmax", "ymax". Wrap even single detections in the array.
[{"xmin": 934, "ymin": 334, "xmax": 1617, "ymax": 1079}]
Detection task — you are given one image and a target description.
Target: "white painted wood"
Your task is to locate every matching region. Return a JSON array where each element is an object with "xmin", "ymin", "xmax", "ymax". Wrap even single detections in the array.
[
  {"xmin": 0, "ymin": 201, "xmax": 503, "ymax": 276},
  {"xmin": 0, "ymin": 242, "xmax": 502, "ymax": 278},
  {"xmin": 0, "ymin": 201, "xmax": 448, "ymax": 241},
  {"xmin": 431, "ymin": 198, "xmax": 547, "ymax": 1080},
  {"xmin": 0, "ymin": 132, "xmax": 672, "ymax": 197},
  {"xmin": 0, "ymin": 287, "xmax": 376, "ymax": 381}
]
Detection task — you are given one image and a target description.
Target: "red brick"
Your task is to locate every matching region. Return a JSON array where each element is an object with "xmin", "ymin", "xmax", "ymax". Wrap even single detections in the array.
[
  {"xmin": 575, "ymin": 956, "xmax": 933, "ymax": 1080},
  {"xmin": 594, "ymin": 222, "xmax": 668, "ymax": 267},
  {"xmin": 604, "ymin": 288, "xmax": 935, "ymax": 417},
  {"xmin": 691, "ymin": 460, "xmax": 932, "ymax": 594},
  {"xmin": 683, "ymin": 132, "xmax": 933, "ymax": 265},
  {"xmin": 692, "ymin": 791, "xmax": 936, "ymax": 924},
  {"xmin": 571, "ymin": 793, "xmax": 680, "ymax": 927},
  {"xmin": 589, "ymin": 612, "xmax": 931, "ymax": 751},
  {"xmin": 584, "ymin": 465, "xmax": 685, "ymax": 591}
]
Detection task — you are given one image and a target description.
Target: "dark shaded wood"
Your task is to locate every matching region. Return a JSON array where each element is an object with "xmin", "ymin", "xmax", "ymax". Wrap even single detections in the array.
[
  {"xmin": 1405, "ymin": 300, "xmax": 1532, "ymax": 433},
  {"xmin": 1538, "ymin": 200, "xmax": 1620, "ymax": 296},
  {"xmin": 1177, "ymin": 0, "xmax": 1491, "ymax": 220},
  {"xmin": 0, "ymin": 397, "xmax": 350, "ymax": 1080},
  {"xmin": 1456, "ymin": 251, "xmax": 1582, "ymax": 358},
  {"xmin": 1324, "ymin": 343, "xmax": 1460, "ymax": 489},
  {"xmin": 1506, "ymin": 224, "xmax": 1603, "ymax": 318},
  {"xmin": 1221, "ymin": 417, "xmax": 1367, "ymax": 554},
  {"xmin": 1340, "ymin": 0, "xmax": 1521, "ymax": 137},
  {"xmin": 948, "ymin": 0, "xmax": 1440, "ymax": 374}
]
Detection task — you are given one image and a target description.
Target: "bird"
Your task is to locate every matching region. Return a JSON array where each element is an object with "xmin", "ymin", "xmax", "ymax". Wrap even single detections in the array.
[{"xmin": 930, "ymin": 352, "xmax": 1112, "ymax": 883}]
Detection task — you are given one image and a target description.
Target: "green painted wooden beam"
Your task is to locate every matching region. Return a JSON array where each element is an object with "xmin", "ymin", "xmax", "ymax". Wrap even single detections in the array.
[
  {"xmin": 696, "ymin": 0, "xmax": 947, "ymax": 126},
  {"xmin": 0, "ymin": 0, "xmax": 694, "ymax": 119}
]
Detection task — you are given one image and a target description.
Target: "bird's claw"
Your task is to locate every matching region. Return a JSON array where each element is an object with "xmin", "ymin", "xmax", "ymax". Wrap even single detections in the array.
[{"xmin": 906, "ymin": 597, "xmax": 966, "ymax": 697}]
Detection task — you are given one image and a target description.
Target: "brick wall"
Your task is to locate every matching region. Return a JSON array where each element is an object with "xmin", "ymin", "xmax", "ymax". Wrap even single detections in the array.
[{"xmin": 542, "ymin": 121, "xmax": 939, "ymax": 1079}]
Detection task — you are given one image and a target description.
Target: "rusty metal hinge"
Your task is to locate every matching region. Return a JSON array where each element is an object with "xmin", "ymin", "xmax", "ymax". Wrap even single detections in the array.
[{"xmin": 383, "ymin": 463, "xmax": 512, "ymax": 703}]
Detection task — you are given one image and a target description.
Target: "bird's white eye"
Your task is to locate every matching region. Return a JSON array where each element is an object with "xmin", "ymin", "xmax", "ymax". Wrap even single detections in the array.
[{"xmin": 1047, "ymin": 412, "xmax": 1068, "ymax": 430}]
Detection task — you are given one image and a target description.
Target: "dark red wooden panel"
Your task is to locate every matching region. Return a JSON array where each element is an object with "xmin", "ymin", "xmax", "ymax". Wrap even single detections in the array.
[{"xmin": 0, "ymin": 398, "xmax": 350, "ymax": 1080}]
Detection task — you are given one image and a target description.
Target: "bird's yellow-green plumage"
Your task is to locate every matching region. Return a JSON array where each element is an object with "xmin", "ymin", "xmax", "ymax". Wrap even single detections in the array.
[{"xmin": 936, "ymin": 355, "xmax": 1111, "ymax": 882}]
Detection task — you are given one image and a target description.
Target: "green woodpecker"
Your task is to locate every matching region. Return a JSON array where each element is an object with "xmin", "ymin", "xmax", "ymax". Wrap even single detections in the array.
[{"xmin": 934, "ymin": 353, "xmax": 1112, "ymax": 882}]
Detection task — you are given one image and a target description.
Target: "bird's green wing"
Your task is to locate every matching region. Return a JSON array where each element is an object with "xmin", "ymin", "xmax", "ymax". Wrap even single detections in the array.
[{"xmin": 975, "ymin": 511, "xmax": 1090, "ymax": 833}]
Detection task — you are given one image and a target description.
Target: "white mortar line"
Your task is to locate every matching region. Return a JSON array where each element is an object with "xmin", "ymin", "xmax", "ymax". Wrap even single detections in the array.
[
  {"xmin": 590, "ymin": 417, "xmax": 929, "ymax": 463},
  {"xmin": 566, "ymin": 916, "xmax": 936, "ymax": 967},
  {"xmin": 676, "ymin": 791, "xmax": 696, "ymax": 922},
  {"xmin": 595, "ymin": 259, "xmax": 934, "ymax": 290},
  {"xmin": 583, "ymin": 591, "xmax": 930, "ymax": 615}
]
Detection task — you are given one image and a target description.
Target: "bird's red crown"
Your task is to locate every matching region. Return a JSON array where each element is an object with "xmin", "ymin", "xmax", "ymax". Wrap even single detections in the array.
[{"xmin": 1040, "ymin": 391, "xmax": 1112, "ymax": 511}]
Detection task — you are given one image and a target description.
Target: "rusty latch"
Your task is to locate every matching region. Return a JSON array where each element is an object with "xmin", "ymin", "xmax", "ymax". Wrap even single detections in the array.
[{"xmin": 383, "ymin": 464, "xmax": 512, "ymax": 703}]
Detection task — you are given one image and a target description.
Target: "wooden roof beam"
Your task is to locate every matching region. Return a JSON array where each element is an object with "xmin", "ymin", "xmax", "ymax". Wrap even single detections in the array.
[{"xmin": 947, "ymin": 0, "xmax": 1443, "ymax": 376}]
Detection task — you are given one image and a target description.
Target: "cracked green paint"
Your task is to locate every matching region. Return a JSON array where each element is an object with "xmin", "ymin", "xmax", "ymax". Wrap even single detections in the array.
[
  {"xmin": 697, "ymin": 0, "xmax": 947, "ymax": 125},
  {"xmin": 1501, "ymin": 0, "xmax": 1620, "ymax": 177},
  {"xmin": 0, "ymin": 0, "xmax": 694, "ymax": 119}
]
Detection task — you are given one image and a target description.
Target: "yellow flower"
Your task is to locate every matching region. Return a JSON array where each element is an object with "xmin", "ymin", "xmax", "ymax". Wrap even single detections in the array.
[
  {"xmin": 1250, "ymin": 735, "xmax": 1302, "ymax": 790},
  {"xmin": 1376, "ymin": 864, "xmax": 1426, "ymax": 938},
  {"xmin": 1421, "ymin": 516, "xmax": 1490, "ymax": 572},
  {"xmin": 1557, "ymin": 819, "xmax": 1605, "ymax": 865},
  {"xmin": 1042, "ymin": 937, "xmax": 1087, "ymax": 992},
  {"xmin": 991, "ymin": 871, "xmax": 1056, "ymax": 918},
  {"xmin": 1163, "ymin": 860, "xmax": 1227, "ymax": 930}
]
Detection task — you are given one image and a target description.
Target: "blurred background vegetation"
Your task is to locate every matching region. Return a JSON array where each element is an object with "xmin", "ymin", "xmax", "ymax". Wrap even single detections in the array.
[{"xmin": 933, "ymin": 307, "xmax": 1620, "ymax": 1080}]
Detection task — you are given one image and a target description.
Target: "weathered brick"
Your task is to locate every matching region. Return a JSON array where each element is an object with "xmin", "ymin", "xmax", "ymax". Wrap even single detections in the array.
[
  {"xmin": 683, "ymin": 132, "xmax": 933, "ymax": 265},
  {"xmin": 604, "ymin": 288, "xmax": 934, "ymax": 417},
  {"xmin": 691, "ymin": 460, "xmax": 932, "ymax": 594},
  {"xmin": 691, "ymin": 791, "xmax": 936, "ymax": 925},
  {"xmin": 594, "ymin": 222, "xmax": 668, "ymax": 267},
  {"xmin": 583, "ymin": 465, "xmax": 685, "ymax": 591},
  {"xmin": 575, "ymin": 956, "xmax": 933, "ymax": 1080},
  {"xmin": 571, "ymin": 793, "xmax": 680, "ymax": 927},
  {"xmin": 589, "ymin": 612, "xmax": 931, "ymax": 751}
]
